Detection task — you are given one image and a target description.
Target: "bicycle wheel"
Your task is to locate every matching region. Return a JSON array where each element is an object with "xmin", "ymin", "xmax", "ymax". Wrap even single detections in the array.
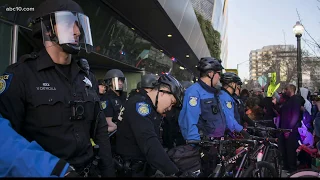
[
  {"xmin": 289, "ymin": 169, "xmax": 320, "ymax": 178},
  {"xmin": 266, "ymin": 148, "xmax": 282, "ymax": 177},
  {"xmin": 241, "ymin": 161, "xmax": 278, "ymax": 177}
]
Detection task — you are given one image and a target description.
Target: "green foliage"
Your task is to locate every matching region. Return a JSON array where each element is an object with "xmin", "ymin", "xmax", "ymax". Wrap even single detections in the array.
[{"xmin": 195, "ymin": 12, "xmax": 221, "ymax": 59}]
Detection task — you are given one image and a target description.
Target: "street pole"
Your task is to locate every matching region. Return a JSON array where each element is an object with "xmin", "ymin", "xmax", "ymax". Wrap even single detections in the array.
[
  {"xmin": 296, "ymin": 34, "xmax": 302, "ymax": 89},
  {"xmin": 237, "ymin": 64, "xmax": 239, "ymax": 74}
]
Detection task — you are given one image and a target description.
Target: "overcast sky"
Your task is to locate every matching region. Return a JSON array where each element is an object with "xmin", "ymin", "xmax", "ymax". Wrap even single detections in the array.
[{"xmin": 227, "ymin": 0, "xmax": 320, "ymax": 80}]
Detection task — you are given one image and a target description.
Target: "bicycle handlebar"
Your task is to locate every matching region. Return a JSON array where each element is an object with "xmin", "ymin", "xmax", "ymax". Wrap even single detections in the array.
[
  {"xmin": 186, "ymin": 139, "xmax": 257, "ymax": 146},
  {"xmin": 250, "ymin": 135, "xmax": 278, "ymax": 143},
  {"xmin": 246, "ymin": 126, "xmax": 292, "ymax": 132},
  {"xmin": 255, "ymin": 120, "xmax": 273, "ymax": 123}
]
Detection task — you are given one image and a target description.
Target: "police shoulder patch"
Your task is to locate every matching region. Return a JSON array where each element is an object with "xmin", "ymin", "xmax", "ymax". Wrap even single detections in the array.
[
  {"xmin": 226, "ymin": 101, "xmax": 232, "ymax": 109},
  {"xmin": 101, "ymin": 101, "xmax": 108, "ymax": 110},
  {"xmin": 0, "ymin": 73, "xmax": 13, "ymax": 95},
  {"xmin": 189, "ymin": 96, "xmax": 198, "ymax": 107},
  {"xmin": 136, "ymin": 102, "xmax": 151, "ymax": 116}
]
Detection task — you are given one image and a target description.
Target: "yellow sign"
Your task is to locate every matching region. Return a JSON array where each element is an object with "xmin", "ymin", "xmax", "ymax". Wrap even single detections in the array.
[
  {"xmin": 225, "ymin": 69, "xmax": 238, "ymax": 75},
  {"xmin": 267, "ymin": 72, "xmax": 280, "ymax": 97}
]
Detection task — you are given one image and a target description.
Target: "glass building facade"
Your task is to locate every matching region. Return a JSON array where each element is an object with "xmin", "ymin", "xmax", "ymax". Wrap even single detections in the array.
[{"xmin": 0, "ymin": 0, "xmax": 194, "ymax": 91}]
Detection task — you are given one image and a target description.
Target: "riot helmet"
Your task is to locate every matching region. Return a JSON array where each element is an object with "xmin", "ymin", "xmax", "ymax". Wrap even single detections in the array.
[
  {"xmin": 104, "ymin": 69, "xmax": 127, "ymax": 91},
  {"xmin": 141, "ymin": 74, "xmax": 158, "ymax": 89},
  {"xmin": 30, "ymin": 0, "xmax": 93, "ymax": 54},
  {"xmin": 136, "ymin": 82, "xmax": 141, "ymax": 89}
]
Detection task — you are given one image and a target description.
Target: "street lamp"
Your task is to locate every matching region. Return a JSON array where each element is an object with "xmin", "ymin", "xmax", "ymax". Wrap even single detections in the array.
[
  {"xmin": 293, "ymin": 21, "xmax": 304, "ymax": 89},
  {"xmin": 237, "ymin": 60, "xmax": 250, "ymax": 75}
]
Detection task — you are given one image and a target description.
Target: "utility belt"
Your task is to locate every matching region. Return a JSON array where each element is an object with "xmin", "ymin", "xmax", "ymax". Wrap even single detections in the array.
[
  {"xmin": 114, "ymin": 155, "xmax": 150, "ymax": 177},
  {"xmin": 78, "ymin": 145, "xmax": 101, "ymax": 177}
]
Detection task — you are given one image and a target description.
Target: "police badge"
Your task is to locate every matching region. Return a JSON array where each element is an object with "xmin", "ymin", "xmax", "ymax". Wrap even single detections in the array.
[
  {"xmin": 136, "ymin": 102, "xmax": 150, "ymax": 116},
  {"xmin": 226, "ymin": 102, "xmax": 232, "ymax": 109},
  {"xmin": 189, "ymin": 96, "xmax": 198, "ymax": 107}
]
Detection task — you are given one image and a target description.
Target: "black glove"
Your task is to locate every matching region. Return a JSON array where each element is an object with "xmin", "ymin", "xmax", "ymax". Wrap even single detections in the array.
[
  {"xmin": 240, "ymin": 129, "xmax": 251, "ymax": 139},
  {"xmin": 64, "ymin": 166, "xmax": 81, "ymax": 177}
]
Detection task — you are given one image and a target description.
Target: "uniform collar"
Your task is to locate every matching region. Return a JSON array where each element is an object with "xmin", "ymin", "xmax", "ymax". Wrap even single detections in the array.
[
  {"xmin": 36, "ymin": 49, "xmax": 84, "ymax": 82},
  {"xmin": 198, "ymin": 79, "xmax": 217, "ymax": 94},
  {"xmin": 36, "ymin": 49, "xmax": 55, "ymax": 71},
  {"xmin": 106, "ymin": 89, "xmax": 119, "ymax": 97},
  {"xmin": 140, "ymin": 92, "xmax": 157, "ymax": 111},
  {"xmin": 221, "ymin": 87, "xmax": 233, "ymax": 97}
]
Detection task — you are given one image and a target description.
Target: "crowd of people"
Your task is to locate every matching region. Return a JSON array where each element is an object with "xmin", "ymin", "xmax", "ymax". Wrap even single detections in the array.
[
  {"xmin": 239, "ymin": 84, "xmax": 320, "ymax": 174},
  {"xmin": 1, "ymin": 0, "xmax": 320, "ymax": 177}
]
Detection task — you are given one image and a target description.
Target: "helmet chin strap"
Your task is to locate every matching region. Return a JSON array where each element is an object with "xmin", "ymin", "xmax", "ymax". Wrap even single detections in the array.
[
  {"xmin": 227, "ymin": 83, "xmax": 236, "ymax": 95},
  {"xmin": 155, "ymin": 90, "xmax": 160, "ymax": 111},
  {"xmin": 61, "ymin": 44, "xmax": 81, "ymax": 55},
  {"xmin": 49, "ymin": 33, "xmax": 80, "ymax": 55},
  {"xmin": 207, "ymin": 73, "xmax": 216, "ymax": 87}
]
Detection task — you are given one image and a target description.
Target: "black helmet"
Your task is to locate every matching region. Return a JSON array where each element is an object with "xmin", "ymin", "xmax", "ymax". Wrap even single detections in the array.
[
  {"xmin": 157, "ymin": 74, "xmax": 184, "ymax": 107},
  {"xmin": 180, "ymin": 81, "xmax": 193, "ymax": 91},
  {"xmin": 104, "ymin": 69, "xmax": 125, "ymax": 80},
  {"xmin": 141, "ymin": 74, "xmax": 158, "ymax": 88},
  {"xmin": 104, "ymin": 69, "xmax": 126, "ymax": 91},
  {"xmin": 197, "ymin": 57, "xmax": 224, "ymax": 73},
  {"xmin": 31, "ymin": 0, "xmax": 83, "ymax": 38},
  {"xmin": 220, "ymin": 72, "xmax": 242, "ymax": 85},
  {"xmin": 136, "ymin": 82, "xmax": 141, "ymax": 89}
]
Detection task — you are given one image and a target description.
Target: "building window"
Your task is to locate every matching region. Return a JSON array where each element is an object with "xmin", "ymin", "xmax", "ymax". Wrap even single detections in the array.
[{"xmin": 0, "ymin": 20, "xmax": 12, "ymax": 74}]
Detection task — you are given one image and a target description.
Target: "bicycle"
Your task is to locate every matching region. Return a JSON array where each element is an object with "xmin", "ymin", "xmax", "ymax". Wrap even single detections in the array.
[
  {"xmin": 245, "ymin": 126, "xmax": 292, "ymax": 177},
  {"xmin": 186, "ymin": 137, "xmax": 278, "ymax": 178}
]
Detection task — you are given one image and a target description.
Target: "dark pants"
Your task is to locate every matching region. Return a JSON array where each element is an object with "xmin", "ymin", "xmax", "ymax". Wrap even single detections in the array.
[
  {"xmin": 200, "ymin": 146, "xmax": 218, "ymax": 177},
  {"xmin": 278, "ymin": 131, "xmax": 299, "ymax": 172}
]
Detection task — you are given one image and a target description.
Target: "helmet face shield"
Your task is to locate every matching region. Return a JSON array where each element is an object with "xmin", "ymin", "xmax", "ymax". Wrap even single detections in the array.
[
  {"xmin": 41, "ymin": 11, "xmax": 93, "ymax": 53},
  {"xmin": 110, "ymin": 77, "xmax": 127, "ymax": 91}
]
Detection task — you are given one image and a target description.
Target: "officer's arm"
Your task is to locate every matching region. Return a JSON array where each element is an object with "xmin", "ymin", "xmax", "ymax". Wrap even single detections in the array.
[
  {"xmin": 106, "ymin": 117, "xmax": 117, "ymax": 132},
  {"xmin": 0, "ymin": 117, "xmax": 69, "ymax": 177},
  {"xmin": 220, "ymin": 95, "xmax": 243, "ymax": 133},
  {"xmin": 0, "ymin": 70, "xmax": 25, "ymax": 132},
  {"xmin": 94, "ymin": 111, "xmax": 115, "ymax": 177},
  {"xmin": 103, "ymin": 100, "xmax": 117, "ymax": 132},
  {"xmin": 129, "ymin": 103, "xmax": 179, "ymax": 175},
  {"xmin": 178, "ymin": 91, "xmax": 201, "ymax": 140}
]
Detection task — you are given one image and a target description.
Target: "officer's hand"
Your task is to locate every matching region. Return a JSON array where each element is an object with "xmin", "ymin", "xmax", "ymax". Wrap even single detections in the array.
[
  {"xmin": 240, "ymin": 129, "xmax": 251, "ymax": 139},
  {"xmin": 64, "ymin": 166, "xmax": 81, "ymax": 178}
]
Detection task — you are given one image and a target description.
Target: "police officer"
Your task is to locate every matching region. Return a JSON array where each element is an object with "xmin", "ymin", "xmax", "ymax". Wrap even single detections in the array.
[
  {"xmin": 0, "ymin": 0, "xmax": 114, "ymax": 177},
  {"xmin": 97, "ymin": 79, "xmax": 107, "ymax": 99},
  {"xmin": 162, "ymin": 80, "xmax": 193, "ymax": 149},
  {"xmin": 178, "ymin": 57, "xmax": 226, "ymax": 141},
  {"xmin": 127, "ymin": 74, "xmax": 158, "ymax": 100},
  {"xmin": 178, "ymin": 57, "xmax": 226, "ymax": 176},
  {"xmin": 116, "ymin": 74, "xmax": 184, "ymax": 177},
  {"xmin": 128, "ymin": 82, "xmax": 141, "ymax": 100},
  {"xmin": 0, "ymin": 113, "xmax": 78, "ymax": 177},
  {"xmin": 219, "ymin": 72, "xmax": 250, "ymax": 137},
  {"xmin": 101, "ymin": 69, "xmax": 127, "ymax": 133}
]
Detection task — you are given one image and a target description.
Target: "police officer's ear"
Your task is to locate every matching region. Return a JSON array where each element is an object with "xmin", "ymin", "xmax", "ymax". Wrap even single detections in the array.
[{"xmin": 207, "ymin": 71, "xmax": 214, "ymax": 78}]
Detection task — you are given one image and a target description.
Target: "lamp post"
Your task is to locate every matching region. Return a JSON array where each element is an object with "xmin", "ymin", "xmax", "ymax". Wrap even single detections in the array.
[
  {"xmin": 237, "ymin": 60, "xmax": 250, "ymax": 75},
  {"xmin": 293, "ymin": 21, "xmax": 304, "ymax": 89}
]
